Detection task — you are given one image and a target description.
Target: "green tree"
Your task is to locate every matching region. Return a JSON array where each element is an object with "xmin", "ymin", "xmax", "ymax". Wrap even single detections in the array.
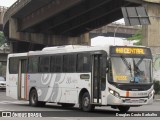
[
  {"xmin": 154, "ymin": 80, "xmax": 160, "ymax": 94},
  {"xmin": 127, "ymin": 30, "xmax": 142, "ymax": 46},
  {"xmin": 0, "ymin": 32, "xmax": 5, "ymax": 46}
]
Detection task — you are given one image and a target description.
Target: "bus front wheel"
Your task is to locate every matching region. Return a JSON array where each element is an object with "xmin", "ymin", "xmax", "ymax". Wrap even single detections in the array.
[
  {"xmin": 81, "ymin": 92, "xmax": 95, "ymax": 112},
  {"xmin": 29, "ymin": 89, "xmax": 38, "ymax": 107},
  {"xmin": 118, "ymin": 106, "xmax": 130, "ymax": 112}
]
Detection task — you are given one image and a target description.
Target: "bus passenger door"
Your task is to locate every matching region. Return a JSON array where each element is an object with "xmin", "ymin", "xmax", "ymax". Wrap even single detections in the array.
[
  {"xmin": 18, "ymin": 59, "xmax": 28, "ymax": 100},
  {"xmin": 92, "ymin": 54, "xmax": 103, "ymax": 104}
]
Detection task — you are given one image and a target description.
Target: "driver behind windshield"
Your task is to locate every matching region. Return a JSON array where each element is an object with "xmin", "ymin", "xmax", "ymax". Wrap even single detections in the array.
[{"xmin": 134, "ymin": 66, "xmax": 147, "ymax": 83}]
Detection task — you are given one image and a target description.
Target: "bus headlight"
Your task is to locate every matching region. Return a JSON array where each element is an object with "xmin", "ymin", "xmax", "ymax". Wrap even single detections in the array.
[
  {"xmin": 109, "ymin": 88, "xmax": 120, "ymax": 98},
  {"xmin": 148, "ymin": 90, "xmax": 154, "ymax": 99},
  {"xmin": 109, "ymin": 89, "xmax": 114, "ymax": 94}
]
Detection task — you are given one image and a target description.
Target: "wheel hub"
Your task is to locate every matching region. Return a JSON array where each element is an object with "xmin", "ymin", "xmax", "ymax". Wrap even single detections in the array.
[
  {"xmin": 32, "ymin": 93, "xmax": 36, "ymax": 104},
  {"xmin": 84, "ymin": 97, "xmax": 89, "ymax": 107}
]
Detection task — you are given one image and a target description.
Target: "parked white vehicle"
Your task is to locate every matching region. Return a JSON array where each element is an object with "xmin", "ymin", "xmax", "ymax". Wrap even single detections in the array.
[{"xmin": 0, "ymin": 76, "xmax": 6, "ymax": 89}]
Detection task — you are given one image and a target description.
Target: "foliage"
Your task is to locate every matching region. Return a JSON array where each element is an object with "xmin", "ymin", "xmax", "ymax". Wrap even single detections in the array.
[
  {"xmin": 154, "ymin": 80, "xmax": 160, "ymax": 95},
  {"xmin": 133, "ymin": 40, "xmax": 142, "ymax": 46},
  {"xmin": 127, "ymin": 29, "xmax": 142, "ymax": 46},
  {"xmin": 0, "ymin": 32, "xmax": 5, "ymax": 46}
]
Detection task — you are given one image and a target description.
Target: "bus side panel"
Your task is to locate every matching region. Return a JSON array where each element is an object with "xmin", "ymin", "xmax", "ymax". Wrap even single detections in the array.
[
  {"xmin": 28, "ymin": 73, "xmax": 91, "ymax": 104},
  {"xmin": 28, "ymin": 74, "xmax": 44, "ymax": 101},
  {"xmin": 28, "ymin": 73, "xmax": 66, "ymax": 103},
  {"xmin": 6, "ymin": 74, "xmax": 18, "ymax": 99},
  {"xmin": 59, "ymin": 73, "xmax": 91, "ymax": 104}
]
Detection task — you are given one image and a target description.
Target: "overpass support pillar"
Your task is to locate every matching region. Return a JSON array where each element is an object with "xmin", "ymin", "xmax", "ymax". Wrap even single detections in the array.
[
  {"xmin": 62, "ymin": 33, "xmax": 90, "ymax": 46},
  {"xmin": 142, "ymin": 2, "xmax": 160, "ymax": 54},
  {"xmin": 9, "ymin": 18, "xmax": 19, "ymax": 40},
  {"xmin": 79, "ymin": 33, "xmax": 90, "ymax": 45}
]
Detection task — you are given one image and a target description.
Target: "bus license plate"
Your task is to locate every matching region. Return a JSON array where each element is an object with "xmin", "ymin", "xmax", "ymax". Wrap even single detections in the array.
[{"xmin": 125, "ymin": 99, "xmax": 144, "ymax": 103}]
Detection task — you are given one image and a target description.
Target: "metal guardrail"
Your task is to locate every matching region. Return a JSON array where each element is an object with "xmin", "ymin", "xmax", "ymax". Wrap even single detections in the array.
[
  {"xmin": 3, "ymin": 0, "xmax": 31, "ymax": 25},
  {"xmin": 108, "ymin": 23, "xmax": 141, "ymax": 29},
  {"xmin": 91, "ymin": 23, "xmax": 141, "ymax": 35}
]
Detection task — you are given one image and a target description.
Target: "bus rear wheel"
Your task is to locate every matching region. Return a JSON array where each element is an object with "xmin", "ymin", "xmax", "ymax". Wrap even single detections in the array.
[
  {"xmin": 118, "ymin": 106, "xmax": 130, "ymax": 112},
  {"xmin": 29, "ymin": 89, "xmax": 46, "ymax": 107},
  {"xmin": 29, "ymin": 89, "xmax": 38, "ymax": 107},
  {"xmin": 81, "ymin": 92, "xmax": 95, "ymax": 112}
]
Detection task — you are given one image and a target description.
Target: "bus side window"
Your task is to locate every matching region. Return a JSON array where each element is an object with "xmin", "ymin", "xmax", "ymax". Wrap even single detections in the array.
[
  {"xmin": 9, "ymin": 57, "xmax": 19, "ymax": 74},
  {"xmin": 77, "ymin": 54, "xmax": 83, "ymax": 72},
  {"xmin": 63, "ymin": 55, "xmax": 69, "ymax": 72},
  {"xmin": 21, "ymin": 59, "xmax": 28, "ymax": 73},
  {"xmin": 39, "ymin": 56, "xmax": 50, "ymax": 73},
  {"xmin": 50, "ymin": 56, "xmax": 56, "ymax": 72},
  {"xmin": 77, "ymin": 53, "xmax": 91, "ymax": 72},
  {"xmin": 63, "ymin": 54, "xmax": 76, "ymax": 73},
  {"xmin": 28, "ymin": 57, "xmax": 39, "ymax": 73},
  {"xmin": 68, "ymin": 54, "xmax": 76, "ymax": 72},
  {"xmin": 56, "ymin": 55, "xmax": 63, "ymax": 72},
  {"xmin": 51, "ymin": 55, "xmax": 63, "ymax": 73}
]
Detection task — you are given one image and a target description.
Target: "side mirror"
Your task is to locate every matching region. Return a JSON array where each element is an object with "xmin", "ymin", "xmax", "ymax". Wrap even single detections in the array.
[
  {"xmin": 106, "ymin": 68, "xmax": 109, "ymax": 73},
  {"xmin": 106, "ymin": 60, "xmax": 109, "ymax": 73}
]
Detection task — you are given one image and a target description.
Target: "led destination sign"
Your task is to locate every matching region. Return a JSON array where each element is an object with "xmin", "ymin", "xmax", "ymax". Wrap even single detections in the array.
[
  {"xmin": 110, "ymin": 46, "xmax": 152, "ymax": 58},
  {"xmin": 115, "ymin": 48, "xmax": 145, "ymax": 54}
]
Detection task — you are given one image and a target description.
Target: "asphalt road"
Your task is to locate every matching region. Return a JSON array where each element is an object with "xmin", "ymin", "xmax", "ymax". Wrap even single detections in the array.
[{"xmin": 0, "ymin": 89, "xmax": 160, "ymax": 120}]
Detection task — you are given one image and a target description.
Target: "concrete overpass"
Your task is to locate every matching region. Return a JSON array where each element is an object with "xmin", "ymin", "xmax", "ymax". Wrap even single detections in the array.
[
  {"xmin": 1, "ymin": 6, "xmax": 141, "ymax": 38},
  {"xmin": 3, "ymin": 0, "xmax": 160, "ymax": 54},
  {"xmin": 0, "ymin": 6, "xmax": 7, "ymax": 31},
  {"xmin": 3, "ymin": 0, "xmax": 142, "ymax": 52},
  {"xmin": 90, "ymin": 23, "xmax": 140, "ymax": 39}
]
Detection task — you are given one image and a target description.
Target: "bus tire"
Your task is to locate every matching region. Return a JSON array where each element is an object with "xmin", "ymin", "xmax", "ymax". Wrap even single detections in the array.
[
  {"xmin": 118, "ymin": 106, "xmax": 130, "ymax": 113},
  {"xmin": 29, "ymin": 89, "xmax": 39, "ymax": 107},
  {"xmin": 81, "ymin": 92, "xmax": 95, "ymax": 112},
  {"xmin": 60, "ymin": 103, "xmax": 75, "ymax": 108}
]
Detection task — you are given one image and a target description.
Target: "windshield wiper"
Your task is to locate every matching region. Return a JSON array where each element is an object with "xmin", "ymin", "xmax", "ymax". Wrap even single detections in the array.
[
  {"xmin": 133, "ymin": 58, "xmax": 144, "ymax": 73},
  {"xmin": 120, "ymin": 56, "xmax": 133, "ymax": 77}
]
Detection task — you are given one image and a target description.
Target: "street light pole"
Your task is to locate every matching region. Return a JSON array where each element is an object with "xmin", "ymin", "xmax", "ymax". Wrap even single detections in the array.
[{"xmin": 114, "ymin": 24, "xmax": 119, "ymax": 45}]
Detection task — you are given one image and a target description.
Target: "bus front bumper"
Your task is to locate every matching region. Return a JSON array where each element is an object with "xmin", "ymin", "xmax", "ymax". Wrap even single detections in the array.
[{"xmin": 107, "ymin": 94, "xmax": 154, "ymax": 106}]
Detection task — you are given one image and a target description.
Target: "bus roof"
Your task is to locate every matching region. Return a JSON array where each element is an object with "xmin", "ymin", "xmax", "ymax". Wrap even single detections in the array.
[
  {"xmin": 7, "ymin": 45, "xmax": 151, "ymax": 58},
  {"xmin": 8, "ymin": 45, "xmax": 110, "ymax": 57}
]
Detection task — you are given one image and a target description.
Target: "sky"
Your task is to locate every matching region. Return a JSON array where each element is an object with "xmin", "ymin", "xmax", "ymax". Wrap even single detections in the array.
[
  {"xmin": 91, "ymin": 36, "xmax": 135, "ymax": 46},
  {"xmin": 0, "ymin": 0, "xmax": 16, "ymax": 7}
]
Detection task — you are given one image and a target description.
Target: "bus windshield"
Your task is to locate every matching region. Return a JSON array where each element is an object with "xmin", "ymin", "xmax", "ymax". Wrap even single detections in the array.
[{"xmin": 110, "ymin": 57, "xmax": 152, "ymax": 84}]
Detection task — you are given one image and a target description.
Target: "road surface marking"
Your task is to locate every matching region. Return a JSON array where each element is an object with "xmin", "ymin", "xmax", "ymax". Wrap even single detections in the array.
[{"xmin": 0, "ymin": 101, "xmax": 28, "ymax": 105}]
